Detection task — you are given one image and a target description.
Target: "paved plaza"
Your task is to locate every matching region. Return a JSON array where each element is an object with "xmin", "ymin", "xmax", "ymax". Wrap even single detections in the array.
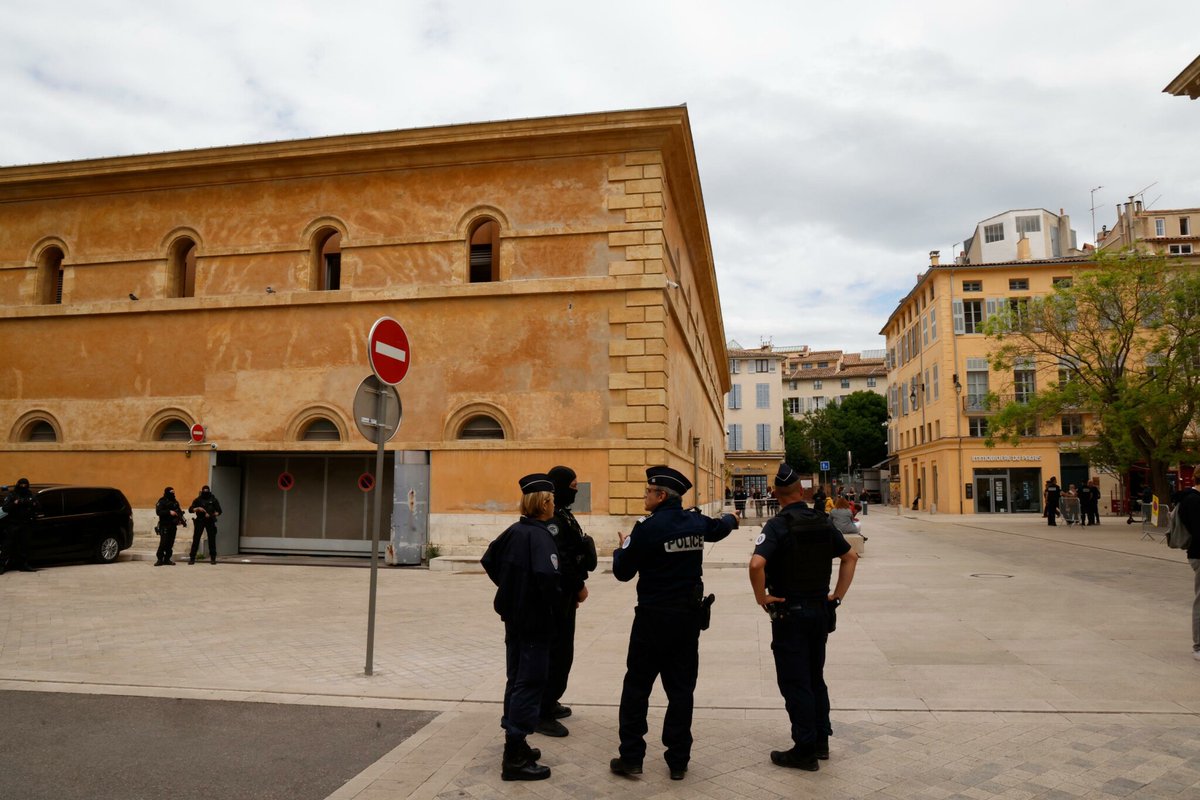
[{"xmin": 1, "ymin": 509, "xmax": 1198, "ymax": 798}]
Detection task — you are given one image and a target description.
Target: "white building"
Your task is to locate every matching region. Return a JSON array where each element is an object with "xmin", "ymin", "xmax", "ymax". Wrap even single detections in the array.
[
  {"xmin": 962, "ymin": 209, "xmax": 1081, "ymax": 265},
  {"xmin": 724, "ymin": 341, "xmax": 786, "ymax": 496}
]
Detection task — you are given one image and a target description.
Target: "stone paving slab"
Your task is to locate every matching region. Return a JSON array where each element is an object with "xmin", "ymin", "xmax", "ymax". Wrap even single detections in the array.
[{"xmin": 2, "ymin": 509, "xmax": 1199, "ymax": 798}]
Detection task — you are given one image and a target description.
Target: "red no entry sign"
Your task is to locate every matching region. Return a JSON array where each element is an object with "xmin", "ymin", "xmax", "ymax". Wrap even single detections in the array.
[
  {"xmin": 278, "ymin": 472, "xmax": 295, "ymax": 491},
  {"xmin": 368, "ymin": 317, "xmax": 411, "ymax": 386},
  {"xmin": 358, "ymin": 473, "xmax": 376, "ymax": 493},
  {"xmin": 190, "ymin": 423, "xmax": 206, "ymax": 443}
]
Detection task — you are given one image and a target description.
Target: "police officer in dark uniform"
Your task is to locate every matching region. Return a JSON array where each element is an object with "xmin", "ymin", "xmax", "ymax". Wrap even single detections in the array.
[
  {"xmin": 154, "ymin": 487, "xmax": 184, "ymax": 566},
  {"xmin": 1, "ymin": 478, "xmax": 40, "ymax": 573},
  {"xmin": 750, "ymin": 463, "xmax": 858, "ymax": 770},
  {"xmin": 481, "ymin": 474, "xmax": 562, "ymax": 782},
  {"xmin": 609, "ymin": 466, "xmax": 739, "ymax": 781},
  {"xmin": 187, "ymin": 485, "xmax": 223, "ymax": 564},
  {"xmin": 536, "ymin": 465, "xmax": 597, "ymax": 737}
]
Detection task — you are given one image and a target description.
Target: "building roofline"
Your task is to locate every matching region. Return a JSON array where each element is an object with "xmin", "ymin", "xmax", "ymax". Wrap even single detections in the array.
[
  {"xmin": 878, "ymin": 255, "xmax": 1093, "ymax": 335},
  {"xmin": 1164, "ymin": 54, "xmax": 1200, "ymax": 98}
]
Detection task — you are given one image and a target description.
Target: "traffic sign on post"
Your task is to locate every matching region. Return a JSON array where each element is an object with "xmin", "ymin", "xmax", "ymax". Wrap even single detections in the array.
[
  {"xmin": 820, "ymin": 460, "xmax": 830, "ymax": 472},
  {"xmin": 190, "ymin": 423, "xmax": 206, "ymax": 443},
  {"xmin": 368, "ymin": 317, "xmax": 411, "ymax": 386}
]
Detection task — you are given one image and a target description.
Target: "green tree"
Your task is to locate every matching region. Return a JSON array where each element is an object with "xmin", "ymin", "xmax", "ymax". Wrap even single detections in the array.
[
  {"xmin": 783, "ymin": 391, "xmax": 887, "ymax": 474},
  {"xmin": 984, "ymin": 251, "xmax": 1200, "ymax": 517}
]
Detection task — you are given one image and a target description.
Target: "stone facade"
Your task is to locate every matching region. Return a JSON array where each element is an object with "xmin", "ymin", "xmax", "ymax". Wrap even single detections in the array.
[{"xmin": 0, "ymin": 107, "xmax": 729, "ymax": 555}]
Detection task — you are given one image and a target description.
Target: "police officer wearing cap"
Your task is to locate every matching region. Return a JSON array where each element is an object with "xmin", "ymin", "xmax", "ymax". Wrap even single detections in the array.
[
  {"xmin": 481, "ymin": 474, "xmax": 562, "ymax": 781},
  {"xmin": 536, "ymin": 465, "xmax": 597, "ymax": 737},
  {"xmin": 609, "ymin": 465, "xmax": 739, "ymax": 781},
  {"xmin": 750, "ymin": 462, "xmax": 858, "ymax": 771}
]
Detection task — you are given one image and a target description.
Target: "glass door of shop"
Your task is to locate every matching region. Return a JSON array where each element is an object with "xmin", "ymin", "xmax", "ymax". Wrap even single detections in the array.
[{"xmin": 975, "ymin": 476, "xmax": 1010, "ymax": 513}]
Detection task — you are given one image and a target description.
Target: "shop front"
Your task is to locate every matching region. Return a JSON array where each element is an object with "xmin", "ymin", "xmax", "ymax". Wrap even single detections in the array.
[{"xmin": 970, "ymin": 454, "xmax": 1044, "ymax": 514}]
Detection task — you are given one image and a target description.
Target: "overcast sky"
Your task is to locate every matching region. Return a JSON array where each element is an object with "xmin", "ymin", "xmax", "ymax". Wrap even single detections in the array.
[{"xmin": 3, "ymin": 1, "xmax": 1198, "ymax": 351}]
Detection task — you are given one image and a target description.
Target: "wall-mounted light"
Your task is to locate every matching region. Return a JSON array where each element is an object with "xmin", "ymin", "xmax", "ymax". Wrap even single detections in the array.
[{"xmin": 952, "ymin": 373, "xmax": 963, "ymax": 394}]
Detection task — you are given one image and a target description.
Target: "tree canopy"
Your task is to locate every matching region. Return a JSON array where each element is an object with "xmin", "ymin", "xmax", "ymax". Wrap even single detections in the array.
[
  {"xmin": 984, "ymin": 251, "xmax": 1200, "ymax": 507},
  {"xmin": 784, "ymin": 390, "xmax": 888, "ymax": 475}
]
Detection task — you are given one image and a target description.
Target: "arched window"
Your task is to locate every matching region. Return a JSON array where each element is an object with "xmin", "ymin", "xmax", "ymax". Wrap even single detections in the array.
[
  {"xmin": 25, "ymin": 420, "xmax": 58, "ymax": 442},
  {"xmin": 301, "ymin": 418, "xmax": 341, "ymax": 441},
  {"xmin": 168, "ymin": 238, "xmax": 197, "ymax": 298},
  {"xmin": 468, "ymin": 219, "xmax": 498, "ymax": 283},
  {"xmin": 38, "ymin": 246, "xmax": 65, "ymax": 305},
  {"xmin": 458, "ymin": 414, "xmax": 505, "ymax": 440},
  {"xmin": 158, "ymin": 419, "xmax": 192, "ymax": 441},
  {"xmin": 313, "ymin": 229, "xmax": 342, "ymax": 291}
]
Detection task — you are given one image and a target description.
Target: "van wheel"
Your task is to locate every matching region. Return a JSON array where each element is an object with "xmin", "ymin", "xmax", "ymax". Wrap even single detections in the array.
[{"xmin": 97, "ymin": 535, "xmax": 121, "ymax": 563}]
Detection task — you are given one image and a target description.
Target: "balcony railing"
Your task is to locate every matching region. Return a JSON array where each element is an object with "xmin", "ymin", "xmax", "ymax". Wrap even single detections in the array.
[{"xmin": 961, "ymin": 393, "xmax": 1035, "ymax": 413}]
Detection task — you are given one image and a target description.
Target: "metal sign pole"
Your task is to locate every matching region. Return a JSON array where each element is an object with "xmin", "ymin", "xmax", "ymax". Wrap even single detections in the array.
[{"xmin": 364, "ymin": 385, "xmax": 388, "ymax": 676}]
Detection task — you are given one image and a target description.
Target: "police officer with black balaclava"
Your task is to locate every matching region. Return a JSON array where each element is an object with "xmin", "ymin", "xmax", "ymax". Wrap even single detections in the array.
[
  {"xmin": 154, "ymin": 487, "xmax": 184, "ymax": 566},
  {"xmin": 750, "ymin": 463, "xmax": 858, "ymax": 771},
  {"xmin": 536, "ymin": 465, "xmax": 597, "ymax": 737},
  {"xmin": 609, "ymin": 466, "xmax": 739, "ymax": 782},
  {"xmin": 1, "ymin": 478, "xmax": 40, "ymax": 573},
  {"xmin": 187, "ymin": 485, "xmax": 223, "ymax": 564}
]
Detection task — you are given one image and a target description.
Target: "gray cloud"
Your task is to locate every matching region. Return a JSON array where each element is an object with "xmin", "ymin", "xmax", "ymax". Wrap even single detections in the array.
[{"xmin": 2, "ymin": 0, "xmax": 1199, "ymax": 352}]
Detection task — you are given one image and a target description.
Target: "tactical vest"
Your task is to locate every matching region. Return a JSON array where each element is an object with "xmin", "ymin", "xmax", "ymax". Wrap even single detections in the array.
[{"xmin": 765, "ymin": 507, "xmax": 837, "ymax": 599}]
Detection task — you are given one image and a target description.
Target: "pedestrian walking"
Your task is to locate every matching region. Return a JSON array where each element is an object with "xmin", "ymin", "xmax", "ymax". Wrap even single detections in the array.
[
  {"xmin": 187, "ymin": 485, "xmax": 222, "ymax": 564},
  {"xmin": 480, "ymin": 474, "xmax": 561, "ymax": 781},
  {"xmin": 1174, "ymin": 484, "xmax": 1200, "ymax": 662},
  {"xmin": 1, "ymin": 478, "xmax": 40, "ymax": 573},
  {"xmin": 749, "ymin": 463, "xmax": 858, "ymax": 770},
  {"xmin": 536, "ymin": 465, "xmax": 597, "ymax": 737},
  {"xmin": 609, "ymin": 466, "xmax": 739, "ymax": 781},
  {"xmin": 154, "ymin": 487, "xmax": 185, "ymax": 566}
]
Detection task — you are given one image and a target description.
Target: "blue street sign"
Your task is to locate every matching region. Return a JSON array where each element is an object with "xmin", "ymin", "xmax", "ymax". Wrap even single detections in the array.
[{"xmin": 819, "ymin": 460, "xmax": 830, "ymax": 471}]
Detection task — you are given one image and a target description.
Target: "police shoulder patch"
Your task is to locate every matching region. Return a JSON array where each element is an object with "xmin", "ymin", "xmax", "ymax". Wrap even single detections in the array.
[
  {"xmin": 547, "ymin": 523, "xmax": 559, "ymax": 536},
  {"xmin": 621, "ymin": 535, "xmax": 632, "ymax": 549},
  {"xmin": 755, "ymin": 533, "xmax": 766, "ymax": 545},
  {"xmin": 550, "ymin": 553, "xmax": 559, "ymax": 570}
]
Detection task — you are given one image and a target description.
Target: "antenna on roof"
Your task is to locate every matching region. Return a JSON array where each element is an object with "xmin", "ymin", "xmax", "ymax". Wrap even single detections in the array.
[{"xmin": 1134, "ymin": 181, "xmax": 1158, "ymax": 205}]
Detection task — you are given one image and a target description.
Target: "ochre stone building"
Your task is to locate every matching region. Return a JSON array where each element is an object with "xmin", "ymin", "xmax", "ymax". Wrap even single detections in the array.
[{"xmin": 0, "ymin": 107, "xmax": 730, "ymax": 559}]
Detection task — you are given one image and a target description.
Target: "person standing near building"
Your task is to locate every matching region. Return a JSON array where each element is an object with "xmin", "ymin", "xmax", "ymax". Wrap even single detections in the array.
[
  {"xmin": 750, "ymin": 463, "xmax": 858, "ymax": 770},
  {"xmin": 1, "ymin": 478, "xmax": 40, "ymax": 573},
  {"xmin": 187, "ymin": 485, "xmax": 223, "ymax": 565},
  {"xmin": 733, "ymin": 484, "xmax": 748, "ymax": 518},
  {"xmin": 812, "ymin": 484, "xmax": 828, "ymax": 516},
  {"xmin": 1175, "ymin": 484, "xmax": 1200, "ymax": 661},
  {"xmin": 1044, "ymin": 477, "xmax": 1062, "ymax": 526},
  {"xmin": 480, "ymin": 474, "xmax": 561, "ymax": 781},
  {"xmin": 609, "ymin": 466, "xmax": 739, "ymax": 781},
  {"xmin": 154, "ymin": 487, "xmax": 184, "ymax": 566},
  {"xmin": 536, "ymin": 465, "xmax": 596, "ymax": 737}
]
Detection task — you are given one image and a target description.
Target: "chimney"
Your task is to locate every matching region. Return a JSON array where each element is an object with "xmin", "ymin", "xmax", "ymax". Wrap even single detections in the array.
[
  {"xmin": 1016, "ymin": 235, "xmax": 1032, "ymax": 261},
  {"xmin": 929, "ymin": 250, "xmax": 940, "ymax": 266}
]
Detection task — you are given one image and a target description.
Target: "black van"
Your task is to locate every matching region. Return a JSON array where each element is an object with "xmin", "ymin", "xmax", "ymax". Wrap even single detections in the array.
[{"xmin": 0, "ymin": 484, "xmax": 134, "ymax": 565}]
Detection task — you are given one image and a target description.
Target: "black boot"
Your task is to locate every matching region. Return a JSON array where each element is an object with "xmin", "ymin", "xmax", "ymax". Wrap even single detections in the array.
[
  {"xmin": 770, "ymin": 744, "xmax": 819, "ymax": 770},
  {"xmin": 815, "ymin": 735, "xmax": 830, "ymax": 760},
  {"xmin": 501, "ymin": 737, "xmax": 550, "ymax": 781}
]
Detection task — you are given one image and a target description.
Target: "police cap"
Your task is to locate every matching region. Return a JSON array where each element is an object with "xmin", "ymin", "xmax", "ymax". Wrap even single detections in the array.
[
  {"xmin": 646, "ymin": 465, "xmax": 691, "ymax": 494},
  {"xmin": 519, "ymin": 473, "xmax": 554, "ymax": 494},
  {"xmin": 774, "ymin": 462, "xmax": 801, "ymax": 487}
]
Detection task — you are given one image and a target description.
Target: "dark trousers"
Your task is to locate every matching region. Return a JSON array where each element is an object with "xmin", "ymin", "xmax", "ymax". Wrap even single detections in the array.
[
  {"xmin": 618, "ymin": 606, "xmax": 701, "ymax": 770},
  {"xmin": 2, "ymin": 522, "xmax": 33, "ymax": 569},
  {"xmin": 156, "ymin": 527, "xmax": 177, "ymax": 563},
  {"xmin": 1046, "ymin": 504, "xmax": 1059, "ymax": 526},
  {"xmin": 541, "ymin": 597, "xmax": 577, "ymax": 718},
  {"xmin": 771, "ymin": 603, "xmax": 831, "ymax": 747},
  {"xmin": 501, "ymin": 623, "xmax": 550, "ymax": 738},
  {"xmin": 1087, "ymin": 502, "xmax": 1100, "ymax": 525},
  {"xmin": 189, "ymin": 519, "xmax": 218, "ymax": 563}
]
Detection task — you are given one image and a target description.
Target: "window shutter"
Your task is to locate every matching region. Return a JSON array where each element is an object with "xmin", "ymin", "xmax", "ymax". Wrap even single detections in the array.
[{"xmin": 952, "ymin": 299, "xmax": 965, "ymax": 334}]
